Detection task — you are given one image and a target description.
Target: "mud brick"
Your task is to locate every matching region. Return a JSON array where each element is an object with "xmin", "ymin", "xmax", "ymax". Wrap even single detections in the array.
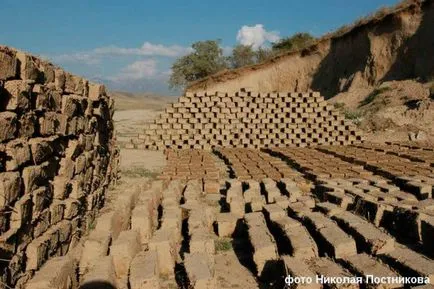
[
  {"xmin": 303, "ymin": 212, "xmax": 357, "ymax": 259},
  {"xmin": 276, "ymin": 217, "xmax": 319, "ymax": 260},
  {"xmin": 50, "ymin": 200, "xmax": 65, "ymax": 224},
  {"xmin": 309, "ymin": 257, "xmax": 358, "ymax": 289},
  {"xmin": 32, "ymin": 209, "xmax": 51, "ymax": 238},
  {"xmin": 39, "ymin": 112, "xmax": 61, "ymax": 136},
  {"xmin": 51, "ymin": 176, "xmax": 71, "ymax": 200},
  {"xmin": 4, "ymin": 139, "xmax": 31, "ymax": 171},
  {"xmin": 226, "ymin": 180, "xmax": 243, "ymax": 203},
  {"xmin": 189, "ymin": 228, "xmax": 215, "ymax": 258},
  {"xmin": 130, "ymin": 250, "xmax": 160, "ymax": 289},
  {"xmin": 25, "ymin": 235, "xmax": 50, "ymax": 271},
  {"xmin": 88, "ymin": 82, "xmax": 105, "ymax": 100},
  {"xmin": 216, "ymin": 213, "xmax": 238, "ymax": 237},
  {"xmin": 316, "ymin": 202, "xmax": 344, "ymax": 216},
  {"xmin": 53, "ymin": 68, "xmax": 66, "ymax": 91},
  {"xmin": 15, "ymin": 52, "xmax": 41, "ymax": 81},
  {"xmin": 421, "ymin": 216, "xmax": 434, "ymax": 255},
  {"xmin": 381, "ymin": 246, "xmax": 434, "ymax": 282},
  {"xmin": 245, "ymin": 212, "xmax": 278, "ymax": 276},
  {"xmin": 229, "ymin": 198, "xmax": 245, "ymax": 217},
  {"xmin": 111, "ymin": 230, "xmax": 141, "ymax": 278},
  {"xmin": 9, "ymin": 194, "xmax": 32, "ymax": 232},
  {"xmin": 28, "ymin": 137, "xmax": 57, "ymax": 165},
  {"xmin": 25, "ymin": 256, "xmax": 77, "ymax": 289},
  {"xmin": 203, "ymin": 179, "xmax": 220, "ymax": 194},
  {"xmin": 352, "ymin": 198, "xmax": 388, "ymax": 224},
  {"xmin": 3, "ymin": 80, "xmax": 31, "ymax": 111},
  {"xmin": 64, "ymin": 73, "xmax": 85, "ymax": 95},
  {"xmin": 32, "ymin": 186, "xmax": 52, "ymax": 217},
  {"xmin": 262, "ymin": 179, "xmax": 281, "ymax": 203},
  {"xmin": 298, "ymin": 195, "xmax": 316, "ymax": 208},
  {"xmin": 184, "ymin": 252, "xmax": 215, "ymax": 289},
  {"xmin": 55, "ymin": 220, "xmax": 72, "ymax": 244},
  {"xmin": 149, "ymin": 229, "xmax": 178, "ymax": 276},
  {"xmin": 62, "ymin": 199, "xmax": 80, "ymax": 219},
  {"xmin": 131, "ymin": 204, "xmax": 154, "ymax": 246},
  {"xmin": 45, "ymin": 225, "xmax": 61, "ymax": 255},
  {"xmin": 22, "ymin": 161, "xmax": 57, "ymax": 194},
  {"xmin": 0, "ymin": 172, "xmax": 21, "ymax": 210},
  {"xmin": 81, "ymin": 256, "xmax": 117, "ymax": 288},
  {"xmin": 0, "ymin": 48, "xmax": 17, "ymax": 80},
  {"xmin": 332, "ymin": 211, "xmax": 395, "ymax": 254},
  {"xmin": 282, "ymin": 256, "xmax": 320, "ymax": 289},
  {"xmin": 404, "ymin": 180, "xmax": 432, "ymax": 199},
  {"xmin": 263, "ymin": 203, "xmax": 287, "ymax": 221},
  {"xmin": 323, "ymin": 190, "xmax": 353, "ymax": 209},
  {"xmin": 0, "ymin": 111, "xmax": 17, "ymax": 142},
  {"xmin": 342, "ymin": 253, "xmax": 401, "ymax": 289}
]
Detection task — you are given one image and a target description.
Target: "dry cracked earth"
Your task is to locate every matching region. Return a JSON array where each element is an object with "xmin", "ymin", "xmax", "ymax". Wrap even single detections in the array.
[{"xmin": 30, "ymin": 141, "xmax": 434, "ymax": 289}]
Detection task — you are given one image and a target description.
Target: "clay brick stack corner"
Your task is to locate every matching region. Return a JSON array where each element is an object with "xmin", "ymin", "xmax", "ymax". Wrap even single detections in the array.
[
  {"xmin": 0, "ymin": 45, "xmax": 119, "ymax": 288},
  {"xmin": 129, "ymin": 89, "xmax": 364, "ymax": 150}
]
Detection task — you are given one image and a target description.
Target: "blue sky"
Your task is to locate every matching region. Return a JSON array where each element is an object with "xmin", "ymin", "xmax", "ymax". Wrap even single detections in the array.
[{"xmin": 1, "ymin": 0, "xmax": 399, "ymax": 95}]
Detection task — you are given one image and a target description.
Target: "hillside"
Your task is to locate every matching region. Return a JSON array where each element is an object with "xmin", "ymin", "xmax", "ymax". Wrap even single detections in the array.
[
  {"xmin": 109, "ymin": 90, "xmax": 174, "ymax": 111},
  {"xmin": 186, "ymin": 0, "xmax": 434, "ymax": 142}
]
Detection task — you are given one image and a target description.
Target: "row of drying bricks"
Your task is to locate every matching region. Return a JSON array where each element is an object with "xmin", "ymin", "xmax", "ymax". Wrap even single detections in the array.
[
  {"xmin": 217, "ymin": 178, "xmax": 434, "ymax": 288},
  {"xmin": 24, "ymin": 177, "xmax": 434, "ymax": 289},
  {"xmin": 25, "ymin": 179, "xmax": 218, "ymax": 289}
]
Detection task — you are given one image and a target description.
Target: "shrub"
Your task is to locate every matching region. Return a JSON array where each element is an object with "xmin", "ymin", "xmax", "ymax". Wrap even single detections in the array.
[
  {"xmin": 272, "ymin": 33, "xmax": 315, "ymax": 52},
  {"xmin": 215, "ymin": 238, "xmax": 232, "ymax": 252},
  {"xmin": 333, "ymin": 102, "xmax": 345, "ymax": 109},
  {"xmin": 344, "ymin": 110, "xmax": 362, "ymax": 120},
  {"xmin": 359, "ymin": 87, "xmax": 391, "ymax": 107}
]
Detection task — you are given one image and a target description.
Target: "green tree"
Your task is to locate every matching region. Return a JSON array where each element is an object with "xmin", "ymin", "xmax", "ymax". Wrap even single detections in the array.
[
  {"xmin": 169, "ymin": 40, "xmax": 228, "ymax": 89},
  {"xmin": 228, "ymin": 44, "xmax": 256, "ymax": 68},
  {"xmin": 255, "ymin": 47, "xmax": 275, "ymax": 63},
  {"xmin": 272, "ymin": 32, "xmax": 315, "ymax": 52}
]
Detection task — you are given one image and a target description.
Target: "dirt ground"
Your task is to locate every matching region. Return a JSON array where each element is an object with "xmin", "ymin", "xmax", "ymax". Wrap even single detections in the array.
[{"xmin": 112, "ymin": 92, "xmax": 172, "ymax": 173}]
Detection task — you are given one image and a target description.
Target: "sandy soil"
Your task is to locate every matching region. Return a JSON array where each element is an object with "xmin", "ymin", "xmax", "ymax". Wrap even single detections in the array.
[
  {"xmin": 111, "ymin": 92, "xmax": 172, "ymax": 173},
  {"xmin": 114, "ymin": 109, "xmax": 163, "ymax": 137}
]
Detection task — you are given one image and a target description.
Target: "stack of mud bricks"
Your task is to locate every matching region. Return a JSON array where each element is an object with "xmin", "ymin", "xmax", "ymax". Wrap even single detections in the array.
[
  {"xmin": 134, "ymin": 89, "xmax": 363, "ymax": 150},
  {"xmin": 0, "ymin": 46, "xmax": 118, "ymax": 288},
  {"xmin": 159, "ymin": 149, "xmax": 221, "ymax": 194}
]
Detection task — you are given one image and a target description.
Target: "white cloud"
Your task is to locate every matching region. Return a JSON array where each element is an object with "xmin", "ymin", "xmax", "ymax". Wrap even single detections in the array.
[
  {"xmin": 108, "ymin": 59, "xmax": 158, "ymax": 82},
  {"xmin": 49, "ymin": 52, "xmax": 101, "ymax": 65},
  {"xmin": 47, "ymin": 42, "xmax": 192, "ymax": 66},
  {"xmin": 236, "ymin": 24, "xmax": 280, "ymax": 50},
  {"xmin": 93, "ymin": 42, "xmax": 192, "ymax": 57}
]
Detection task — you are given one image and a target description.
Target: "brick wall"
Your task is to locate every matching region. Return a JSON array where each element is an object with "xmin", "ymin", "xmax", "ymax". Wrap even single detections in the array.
[
  {"xmin": 129, "ymin": 89, "xmax": 363, "ymax": 150},
  {"xmin": 0, "ymin": 46, "xmax": 119, "ymax": 288}
]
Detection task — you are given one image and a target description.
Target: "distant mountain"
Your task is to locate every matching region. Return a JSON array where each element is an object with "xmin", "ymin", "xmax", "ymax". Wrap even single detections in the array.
[
  {"xmin": 108, "ymin": 90, "xmax": 175, "ymax": 111},
  {"xmin": 89, "ymin": 76, "xmax": 181, "ymax": 96}
]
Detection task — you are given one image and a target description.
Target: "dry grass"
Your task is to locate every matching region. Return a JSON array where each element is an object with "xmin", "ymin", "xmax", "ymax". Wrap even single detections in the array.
[{"xmin": 122, "ymin": 167, "xmax": 159, "ymax": 179}]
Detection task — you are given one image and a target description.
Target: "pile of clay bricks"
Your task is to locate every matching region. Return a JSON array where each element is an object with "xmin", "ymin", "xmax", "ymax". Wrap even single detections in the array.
[
  {"xmin": 355, "ymin": 142, "xmax": 434, "ymax": 168},
  {"xmin": 318, "ymin": 145, "xmax": 434, "ymax": 200},
  {"xmin": 216, "ymin": 148, "xmax": 307, "ymax": 185},
  {"xmin": 0, "ymin": 46, "xmax": 118, "ymax": 288},
  {"xmin": 159, "ymin": 149, "xmax": 221, "ymax": 194},
  {"xmin": 269, "ymin": 147, "xmax": 373, "ymax": 181},
  {"xmin": 132, "ymin": 89, "xmax": 363, "ymax": 150}
]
